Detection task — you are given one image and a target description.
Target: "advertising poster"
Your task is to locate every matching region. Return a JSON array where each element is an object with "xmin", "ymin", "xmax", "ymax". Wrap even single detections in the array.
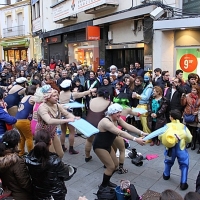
[{"xmin": 176, "ymin": 48, "xmax": 200, "ymax": 81}]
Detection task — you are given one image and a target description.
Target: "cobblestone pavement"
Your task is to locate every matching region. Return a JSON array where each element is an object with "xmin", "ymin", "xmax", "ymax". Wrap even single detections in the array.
[{"xmin": 62, "ymin": 135, "xmax": 199, "ymax": 200}]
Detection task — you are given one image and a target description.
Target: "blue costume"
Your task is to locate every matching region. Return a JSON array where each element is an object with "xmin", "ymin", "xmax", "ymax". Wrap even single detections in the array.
[
  {"xmin": 159, "ymin": 120, "xmax": 192, "ymax": 190},
  {"xmin": 0, "ymin": 106, "xmax": 17, "ymax": 141}
]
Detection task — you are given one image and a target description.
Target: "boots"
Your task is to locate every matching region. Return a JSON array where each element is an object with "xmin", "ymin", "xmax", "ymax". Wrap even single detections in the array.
[
  {"xmin": 129, "ymin": 149, "xmax": 143, "ymax": 166},
  {"xmin": 128, "ymin": 148, "xmax": 137, "ymax": 159}
]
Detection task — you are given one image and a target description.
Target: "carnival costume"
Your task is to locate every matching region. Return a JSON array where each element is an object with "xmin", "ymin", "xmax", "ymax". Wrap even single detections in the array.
[{"xmin": 159, "ymin": 119, "xmax": 192, "ymax": 190}]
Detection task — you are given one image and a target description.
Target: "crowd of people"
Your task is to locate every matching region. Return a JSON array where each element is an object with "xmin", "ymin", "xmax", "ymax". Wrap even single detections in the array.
[{"xmin": 0, "ymin": 58, "xmax": 200, "ymax": 199}]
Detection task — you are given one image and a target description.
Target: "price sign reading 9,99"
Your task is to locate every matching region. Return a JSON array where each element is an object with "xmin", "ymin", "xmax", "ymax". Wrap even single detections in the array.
[{"xmin": 180, "ymin": 53, "xmax": 198, "ymax": 73}]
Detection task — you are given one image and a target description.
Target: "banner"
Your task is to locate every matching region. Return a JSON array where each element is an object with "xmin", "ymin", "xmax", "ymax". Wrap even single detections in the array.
[{"xmin": 176, "ymin": 48, "xmax": 200, "ymax": 81}]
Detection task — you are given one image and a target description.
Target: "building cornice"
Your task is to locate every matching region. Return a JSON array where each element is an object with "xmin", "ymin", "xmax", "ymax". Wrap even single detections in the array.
[{"xmin": 0, "ymin": 0, "xmax": 30, "ymax": 10}]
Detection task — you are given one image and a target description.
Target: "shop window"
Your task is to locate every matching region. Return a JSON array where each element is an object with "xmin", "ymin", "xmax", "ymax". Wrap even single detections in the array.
[{"xmin": 68, "ymin": 41, "xmax": 99, "ymax": 71}]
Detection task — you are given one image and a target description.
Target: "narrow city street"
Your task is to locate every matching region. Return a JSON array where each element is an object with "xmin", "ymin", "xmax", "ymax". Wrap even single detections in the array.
[{"xmin": 63, "ymin": 135, "xmax": 199, "ymax": 200}]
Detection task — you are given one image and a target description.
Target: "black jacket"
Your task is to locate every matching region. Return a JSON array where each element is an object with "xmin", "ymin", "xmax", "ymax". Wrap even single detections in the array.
[
  {"xmin": 155, "ymin": 77, "xmax": 170, "ymax": 92},
  {"xmin": 25, "ymin": 151, "xmax": 69, "ymax": 200}
]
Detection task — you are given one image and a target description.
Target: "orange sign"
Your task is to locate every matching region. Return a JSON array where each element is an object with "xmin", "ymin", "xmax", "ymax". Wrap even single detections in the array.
[
  {"xmin": 86, "ymin": 26, "xmax": 100, "ymax": 41},
  {"xmin": 179, "ymin": 53, "xmax": 198, "ymax": 73}
]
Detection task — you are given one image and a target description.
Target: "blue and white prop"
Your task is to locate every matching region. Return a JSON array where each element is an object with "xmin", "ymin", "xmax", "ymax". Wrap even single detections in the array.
[
  {"xmin": 132, "ymin": 108, "xmax": 148, "ymax": 114},
  {"xmin": 143, "ymin": 126, "xmax": 168, "ymax": 141},
  {"xmin": 69, "ymin": 118, "xmax": 99, "ymax": 137},
  {"xmin": 65, "ymin": 102, "xmax": 85, "ymax": 108}
]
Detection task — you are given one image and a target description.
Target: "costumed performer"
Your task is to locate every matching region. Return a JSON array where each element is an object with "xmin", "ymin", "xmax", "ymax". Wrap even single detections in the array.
[
  {"xmin": 4, "ymin": 77, "xmax": 27, "ymax": 116},
  {"xmin": 85, "ymin": 87, "xmax": 111, "ymax": 162},
  {"xmin": 132, "ymin": 72, "xmax": 153, "ymax": 133},
  {"xmin": 35, "ymin": 84, "xmax": 77, "ymax": 158},
  {"xmin": 112, "ymin": 92, "xmax": 143, "ymax": 174},
  {"xmin": 159, "ymin": 109, "xmax": 192, "ymax": 190},
  {"xmin": 15, "ymin": 85, "xmax": 36, "ymax": 156},
  {"xmin": 59, "ymin": 79, "xmax": 96, "ymax": 154},
  {"xmin": 93, "ymin": 103, "xmax": 146, "ymax": 189}
]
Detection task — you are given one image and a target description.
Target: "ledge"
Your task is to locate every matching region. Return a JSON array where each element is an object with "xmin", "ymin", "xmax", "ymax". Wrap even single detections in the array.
[{"xmin": 50, "ymin": 0, "xmax": 66, "ymax": 8}]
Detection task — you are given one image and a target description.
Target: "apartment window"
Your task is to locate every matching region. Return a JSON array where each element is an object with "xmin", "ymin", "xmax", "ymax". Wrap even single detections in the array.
[
  {"xmin": 17, "ymin": 12, "xmax": 23, "ymax": 26},
  {"xmin": 32, "ymin": 1, "xmax": 40, "ymax": 20},
  {"xmin": 7, "ymin": 15, "xmax": 12, "ymax": 29},
  {"xmin": 16, "ymin": 0, "xmax": 22, "ymax": 2},
  {"xmin": 7, "ymin": 0, "xmax": 11, "ymax": 4}
]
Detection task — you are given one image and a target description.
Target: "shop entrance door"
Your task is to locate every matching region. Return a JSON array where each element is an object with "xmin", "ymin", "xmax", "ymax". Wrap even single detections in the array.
[{"xmin": 106, "ymin": 48, "xmax": 144, "ymax": 69}]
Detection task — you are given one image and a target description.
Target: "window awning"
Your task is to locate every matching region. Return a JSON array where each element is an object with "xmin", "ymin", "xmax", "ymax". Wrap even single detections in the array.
[{"xmin": 0, "ymin": 39, "xmax": 29, "ymax": 47}]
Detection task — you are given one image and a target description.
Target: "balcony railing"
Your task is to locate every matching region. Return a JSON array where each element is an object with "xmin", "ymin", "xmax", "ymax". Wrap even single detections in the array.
[{"xmin": 3, "ymin": 25, "xmax": 25, "ymax": 38}]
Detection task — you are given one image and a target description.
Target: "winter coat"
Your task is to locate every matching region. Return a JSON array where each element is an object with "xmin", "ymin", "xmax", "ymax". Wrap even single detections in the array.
[
  {"xmin": 181, "ymin": 93, "xmax": 200, "ymax": 124},
  {"xmin": 0, "ymin": 153, "xmax": 33, "ymax": 200},
  {"xmin": 147, "ymin": 97, "xmax": 168, "ymax": 130},
  {"xmin": 25, "ymin": 151, "xmax": 70, "ymax": 200},
  {"xmin": 155, "ymin": 77, "xmax": 170, "ymax": 92}
]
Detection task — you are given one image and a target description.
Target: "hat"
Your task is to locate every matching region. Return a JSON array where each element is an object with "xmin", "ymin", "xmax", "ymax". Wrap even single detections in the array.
[
  {"xmin": 106, "ymin": 103, "xmax": 123, "ymax": 115},
  {"xmin": 60, "ymin": 80, "xmax": 71, "ymax": 88},
  {"xmin": 16, "ymin": 77, "xmax": 27, "ymax": 83},
  {"xmin": 110, "ymin": 65, "xmax": 117, "ymax": 71}
]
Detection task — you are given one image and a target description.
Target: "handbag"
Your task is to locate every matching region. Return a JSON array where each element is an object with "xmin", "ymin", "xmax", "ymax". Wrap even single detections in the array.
[
  {"xmin": 184, "ymin": 114, "xmax": 196, "ymax": 123},
  {"xmin": 184, "ymin": 98, "xmax": 198, "ymax": 123}
]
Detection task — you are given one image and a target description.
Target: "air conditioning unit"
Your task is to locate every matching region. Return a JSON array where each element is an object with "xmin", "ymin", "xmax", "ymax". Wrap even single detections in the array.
[
  {"xmin": 7, "ymin": 28, "xmax": 12, "ymax": 32},
  {"xmin": 150, "ymin": 7, "xmax": 165, "ymax": 20}
]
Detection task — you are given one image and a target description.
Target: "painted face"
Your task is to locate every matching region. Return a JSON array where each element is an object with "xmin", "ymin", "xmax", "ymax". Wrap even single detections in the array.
[{"xmin": 144, "ymin": 75, "xmax": 149, "ymax": 82}]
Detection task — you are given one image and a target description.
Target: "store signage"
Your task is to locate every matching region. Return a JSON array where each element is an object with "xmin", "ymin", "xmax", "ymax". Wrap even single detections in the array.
[
  {"xmin": 31, "ymin": 0, "xmax": 39, "ymax": 5},
  {"xmin": 45, "ymin": 35, "xmax": 61, "ymax": 44},
  {"xmin": 180, "ymin": 53, "xmax": 198, "ymax": 73},
  {"xmin": 52, "ymin": 0, "xmax": 118, "ymax": 22},
  {"xmin": 176, "ymin": 48, "xmax": 200, "ymax": 80},
  {"xmin": 0, "ymin": 39, "xmax": 29, "ymax": 47},
  {"xmin": 86, "ymin": 26, "xmax": 100, "ymax": 40},
  {"xmin": 32, "ymin": 17, "xmax": 41, "ymax": 33}
]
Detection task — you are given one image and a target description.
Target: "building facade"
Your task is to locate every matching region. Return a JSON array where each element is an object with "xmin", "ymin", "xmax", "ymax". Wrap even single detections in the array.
[
  {"xmin": 153, "ymin": 0, "xmax": 200, "ymax": 79},
  {"xmin": 0, "ymin": 0, "xmax": 33, "ymax": 62}
]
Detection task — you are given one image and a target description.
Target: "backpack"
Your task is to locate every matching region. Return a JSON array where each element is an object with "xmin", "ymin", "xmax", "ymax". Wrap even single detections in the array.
[{"xmin": 96, "ymin": 186, "xmax": 116, "ymax": 200}]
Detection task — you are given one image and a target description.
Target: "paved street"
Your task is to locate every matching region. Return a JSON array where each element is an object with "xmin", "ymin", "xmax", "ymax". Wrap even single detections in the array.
[{"xmin": 62, "ymin": 135, "xmax": 199, "ymax": 200}]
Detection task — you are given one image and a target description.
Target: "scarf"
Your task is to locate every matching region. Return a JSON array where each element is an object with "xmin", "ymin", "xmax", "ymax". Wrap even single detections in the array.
[{"xmin": 190, "ymin": 93, "xmax": 198, "ymax": 105}]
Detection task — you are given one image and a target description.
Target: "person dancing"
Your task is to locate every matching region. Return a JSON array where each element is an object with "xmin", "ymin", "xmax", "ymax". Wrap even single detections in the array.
[{"xmin": 93, "ymin": 103, "xmax": 146, "ymax": 189}]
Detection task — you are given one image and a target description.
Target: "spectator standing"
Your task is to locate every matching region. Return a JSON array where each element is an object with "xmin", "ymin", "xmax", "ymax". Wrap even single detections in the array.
[
  {"xmin": 49, "ymin": 58, "xmax": 56, "ymax": 71},
  {"xmin": 181, "ymin": 85, "xmax": 200, "ymax": 150},
  {"xmin": 164, "ymin": 77, "xmax": 185, "ymax": 122},
  {"xmin": 147, "ymin": 86, "xmax": 168, "ymax": 146},
  {"xmin": 152, "ymin": 68, "xmax": 162, "ymax": 85},
  {"xmin": 134, "ymin": 61, "xmax": 144, "ymax": 77},
  {"xmin": 184, "ymin": 73, "xmax": 197, "ymax": 94},
  {"xmin": 155, "ymin": 70, "xmax": 170, "ymax": 92}
]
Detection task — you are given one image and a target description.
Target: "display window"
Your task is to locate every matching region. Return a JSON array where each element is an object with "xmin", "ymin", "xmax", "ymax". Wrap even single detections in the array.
[
  {"xmin": 4, "ymin": 48, "xmax": 28, "ymax": 62},
  {"xmin": 68, "ymin": 41, "xmax": 99, "ymax": 71}
]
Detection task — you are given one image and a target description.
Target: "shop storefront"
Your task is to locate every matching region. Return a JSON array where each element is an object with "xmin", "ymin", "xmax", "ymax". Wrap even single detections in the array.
[
  {"xmin": 1, "ymin": 39, "xmax": 29, "ymax": 62},
  {"xmin": 153, "ymin": 18, "xmax": 200, "ymax": 76}
]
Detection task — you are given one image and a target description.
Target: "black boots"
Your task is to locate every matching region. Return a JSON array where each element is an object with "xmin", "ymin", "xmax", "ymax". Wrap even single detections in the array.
[{"xmin": 128, "ymin": 149, "xmax": 143, "ymax": 166}]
